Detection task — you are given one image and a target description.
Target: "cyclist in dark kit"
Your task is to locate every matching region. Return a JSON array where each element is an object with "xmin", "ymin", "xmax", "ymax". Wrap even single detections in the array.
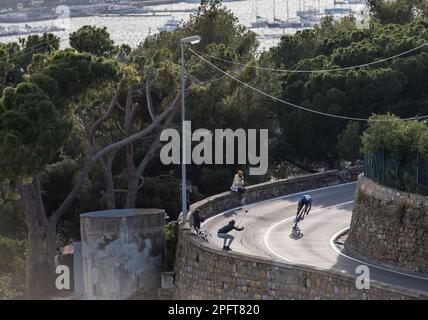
[{"xmin": 293, "ymin": 195, "xmax": 312, "ymax": 230}]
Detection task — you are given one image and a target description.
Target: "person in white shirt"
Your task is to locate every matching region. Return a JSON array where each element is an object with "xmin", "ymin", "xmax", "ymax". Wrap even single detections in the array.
[{"xmin": 230, "ymin": 170, "xmax": 248, "ymax": 205}]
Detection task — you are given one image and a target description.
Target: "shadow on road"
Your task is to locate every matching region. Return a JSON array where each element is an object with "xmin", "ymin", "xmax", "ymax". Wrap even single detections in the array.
[
  {"xmin": 289, "ymin": 231, "xmax": 304, "ymax": 240},
  {"xmin": 222, "ymin": 209, "xmax": 240, "ymax": 218}
]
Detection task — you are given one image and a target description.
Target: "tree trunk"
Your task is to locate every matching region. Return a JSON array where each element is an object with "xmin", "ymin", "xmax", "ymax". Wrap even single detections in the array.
[
  {"xmin": 125, "ymin": 93, "xmax": 181, "ymax": 208},
  {"xmin": 99, "ymin": 156, "xmax": 116, "ymax": 210},
  {"xmin": 18, "ymin": 179, "xmax": 57, "ymax": 299},
  {"xmin": 125, "ymin": 177, "xmax": 139, "ymax": 209},
  {"xmin": 14, "ymin": 85, "xmax": 185, "ymax": 298},
  {"xmin": 105, "ymin": 177, "xmax": 116, "ymax": 210}
]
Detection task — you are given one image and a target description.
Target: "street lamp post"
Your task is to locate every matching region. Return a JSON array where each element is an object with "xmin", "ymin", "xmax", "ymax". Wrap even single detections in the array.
[{"xmin": 180, "ymin": 35, "xmax": 201, "ymax": 225}]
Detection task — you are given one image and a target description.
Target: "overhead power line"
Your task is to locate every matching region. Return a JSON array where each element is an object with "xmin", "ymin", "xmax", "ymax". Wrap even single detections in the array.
[
  {"xmin": 189, "ymin": 48, "xmax": 428, "ymax": 122},
  {"xmin": 191, "ymin": 42, "xmax": 428, "ymax": 74},
  {"xmin": 0, "ymin": 37, "xmax": 68, "ymax": 67}
]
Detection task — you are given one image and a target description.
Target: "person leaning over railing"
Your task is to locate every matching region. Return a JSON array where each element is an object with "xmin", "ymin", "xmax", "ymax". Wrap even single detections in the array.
[{"xmin": 192, "ymin": 209, "xmax": 206, "ymax": 234}]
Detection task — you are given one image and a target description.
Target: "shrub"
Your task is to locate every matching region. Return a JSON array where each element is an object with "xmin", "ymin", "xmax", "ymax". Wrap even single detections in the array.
[
  {"xmin": 0, "ymin": 273, "xmax": 23, "ymax": 300},
  {"xmin": 163, "ymin": 221, "xmax": 178, "ymax": 272},
  {"xmin": 0, "ymin": 236, "xmax": 25, "ymax": 299},
  {"xmin": 362, "ymin": 114, "xmax": 428, "ymax": 160}
]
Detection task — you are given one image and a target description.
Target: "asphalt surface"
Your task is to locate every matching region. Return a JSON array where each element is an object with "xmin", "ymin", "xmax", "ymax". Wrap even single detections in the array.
[{"xmin": 202, "ymin": 182, "xmax": 428, "ymax": 293}]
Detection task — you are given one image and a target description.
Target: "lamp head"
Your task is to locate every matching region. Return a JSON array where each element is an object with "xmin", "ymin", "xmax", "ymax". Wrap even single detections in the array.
[{"xmin": 181, "ymin": 35, "xmax": 201, "ymax": 45}]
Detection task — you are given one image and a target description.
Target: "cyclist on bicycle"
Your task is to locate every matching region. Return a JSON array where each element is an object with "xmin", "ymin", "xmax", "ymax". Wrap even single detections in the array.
[{"xmin": 293, "ymin": 195, "xmax": 312, "ymax": 229}]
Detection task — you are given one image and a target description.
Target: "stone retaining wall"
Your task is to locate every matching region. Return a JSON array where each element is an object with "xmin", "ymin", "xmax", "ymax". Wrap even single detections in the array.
[
  {"xmin": 173, "ymin": 167, "xmax": 427, "ymax": 300},
  {"xmin": 174, "ymin": 230, "xmax": 426, "ymax": 300},
  {"xmin": 346, "ymin": 176, "xmax": 428, "ymax": 274}
]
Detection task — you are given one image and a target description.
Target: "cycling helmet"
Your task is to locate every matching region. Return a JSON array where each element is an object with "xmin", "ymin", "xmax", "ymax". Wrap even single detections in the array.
[{"xmin": 300, "ymin": 195, "xmax": 312, "ymax": 203}]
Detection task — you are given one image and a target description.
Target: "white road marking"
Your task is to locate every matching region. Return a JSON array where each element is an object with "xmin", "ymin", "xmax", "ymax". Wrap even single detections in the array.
[
  {"xmin": 262, "ymin": 201, "xmax": 355, "ymax": 263},
  {"xmin": 330, "ymin": 228, "xmax": 428, "ymax": 281},
  {"xmin": 203, "ymin": 181, "xmax": 357, "ymax": 225},
  {"xmin": 202, "ymin": 180, "xmax": 428, "ymax": 288}
]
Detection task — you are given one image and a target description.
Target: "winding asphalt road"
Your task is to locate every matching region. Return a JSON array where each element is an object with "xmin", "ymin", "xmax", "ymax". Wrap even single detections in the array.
[{"xmin": 202, "ymin": 182, "xmax": 428, "ymax": 293}]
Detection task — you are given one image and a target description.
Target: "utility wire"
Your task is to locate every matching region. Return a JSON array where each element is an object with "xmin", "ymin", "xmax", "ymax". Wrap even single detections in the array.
[
  {"xmin": 191, "ymin": 42, "xmax": 428, "ymax": 74},
  {"xmin": 0, "ymin": 37, "xmax": 68, "ymax": 67},
  {"xmin": 192, "ymin": 65, "xmax": 243, "ymax": 85},
  {"xmin": 190, "ymin": 48, "xmax": 428, "ymax": 122}
]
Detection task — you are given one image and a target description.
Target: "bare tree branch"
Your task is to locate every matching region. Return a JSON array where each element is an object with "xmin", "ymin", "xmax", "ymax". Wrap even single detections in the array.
[
  {"xmin": 33, "ymin": 176, "xmax": 49, "ymax": 231},
  {"xmin": 98, "ymin": 150, "xmax": 118, "ymax": 209},
  {"xmin": 90, "ymin": 82, "xmax": 122, "ymax": 139},
  {"xmin": 49, "ymin": 85, "xmax": 189, "ymax": 224},
  {"xmin": 49, "ymin": 156, "xmax": 93, "ymax": 224},
  {"xmin": 114, "ymin": 189, "xmax": 129, "ymax": 193},
  {"xmin": 124, "ymin": 85, "xmax": 134, "ymax": 132},
  {"xmin": 92, "ymin": 90, "xmax": 183, "ymax": 162},
  {"xmin": 135, "ymin": 101, "xmax": 179, "ymax": 179},
  {"xmin": 115, "ymin": 121, "xmax": 126, "ymax": 135},
  {"xmin": 137, "ymin": 176, "xmax": 145, "ymax": 190},
  {"xmin": 116, "ymin": 101, "xmax": 125, "ymax": 111},
  {"xmin": 146, "ymin": 81, "xmax": 156, "ymax": 121},
  {"xmin": 75, "ymin": 107, "xmax": 91, "ymax": 137},
  {"xmin": 129, "ymin": 102, "xmax": 139, "ymax": 127}
]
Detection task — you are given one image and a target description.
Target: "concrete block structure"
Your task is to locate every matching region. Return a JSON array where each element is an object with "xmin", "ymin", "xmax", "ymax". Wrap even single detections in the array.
[{"xmin": 80, "ymin": 208, "xmax": 166, "ymax": 300}]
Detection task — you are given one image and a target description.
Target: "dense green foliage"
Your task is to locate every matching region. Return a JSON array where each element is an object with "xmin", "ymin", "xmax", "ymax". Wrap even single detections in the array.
[
  {"xmin": 1, "ymin": 1, "xmax": 428, "ymax": 298},
  {"xmin": 0, "ymin": 33, "xmax": 60, "ymax": 91},
  {"xmin": 0, "ymin": 182, "xmax": 25, "ymax": 299},
  {"xmin": 267, "ymin": 17, "xmax": 428, "ymax": 169},
  {"xmin": 362, "ymin": 115, "xmax": 428, "ymax": 160},
  {"xmin": 0, "ymin": 34, "xmax": 121, "ymax": 299},
  {"xmin": 134, "ymin": 1, "xmax": 276, "ymax": 192},
  {"xmin": 69, "ymin": 25, "xmax": 132, "ymax": 60},
  {"xmin": 337, "ymin": 122, "xmax": 362, "ymax": 163},
  {"xmin": 362, "ymin": 115, "xmax": 428, "ymax": 195},
  {"xmin": 70, "ymin": 26, "xmax": 116, "ymax": 57},
  {"xmin": 0, "ymin": 236, "xmax": 25, "ymax": 299},
  {"xmin": 164, "ymin": 221, "xmax": 178, "ymax": 272},
  {"xmin": 368, "ymin": 0, "xmax": 428, "ymax": 24},
  {"xmin": 0, "ymin": 50, "xmax": 119, "ymax": 180}
]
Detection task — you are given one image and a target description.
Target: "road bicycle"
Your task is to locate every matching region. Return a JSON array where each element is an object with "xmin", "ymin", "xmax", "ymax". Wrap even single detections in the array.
[{"xmin": 291, "ymin": 209, "xmax": 308, "ymax": 237}]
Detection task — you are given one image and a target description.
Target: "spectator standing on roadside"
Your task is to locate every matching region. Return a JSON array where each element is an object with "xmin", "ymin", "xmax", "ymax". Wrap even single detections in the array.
[{"xmin": 230, "ymin": 170, "xmax": 248, "ymax": 205}]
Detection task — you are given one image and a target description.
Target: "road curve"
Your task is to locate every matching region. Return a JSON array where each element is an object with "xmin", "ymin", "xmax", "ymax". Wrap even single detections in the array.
[{"xmin": 202, "ymin": 182, "xmax": 428, "ymax": 293}]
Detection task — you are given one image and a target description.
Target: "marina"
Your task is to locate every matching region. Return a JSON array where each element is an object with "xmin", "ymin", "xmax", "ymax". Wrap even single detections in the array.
[
  {"xmin": 0, "ymin": 24, "xmax": 65, "ymax": 37},
  {"xmin": 249, "ymin": 0, "xmax": 364, "ymax": 30},
  {"xmin": 0, "ymin": 0, "xmax": 368, "ymax": 49},
  {"xmin": 0, "ymin": 3, "xmax": 200, "ymax": 23},
  {"xmin": 158, "ymin": 17, "xmax": 181, "ymax": 32}
]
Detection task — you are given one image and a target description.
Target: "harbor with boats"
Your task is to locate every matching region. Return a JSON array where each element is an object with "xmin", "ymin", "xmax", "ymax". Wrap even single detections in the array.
[
  {"xmin": 0, "ymin": 24, "xmax": 64, "ymax": 38},
  {"xmin": 0, "ymin": 0, "xmax": 368, "ymax": 48},
  {"xmin": 0, "ymin": 1, "xmax": 201, "ymax": 24},
  {"xmin": 250, "ymin": 0, "xmax": 367, "ymax": 30}
]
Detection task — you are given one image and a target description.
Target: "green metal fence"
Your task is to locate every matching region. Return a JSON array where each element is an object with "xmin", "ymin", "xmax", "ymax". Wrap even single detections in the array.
[{"xmin": 364, "ymin": 150, "xmax": 428, "ymax": 196}]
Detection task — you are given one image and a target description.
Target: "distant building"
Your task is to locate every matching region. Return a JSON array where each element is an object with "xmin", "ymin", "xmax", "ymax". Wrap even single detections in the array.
[
  {"xmin": 0, "ymin": 0, "xmax": 149, "ymax": 10},
  {"xmin": 0, "ymin": 0, "xmax": 31, "ymax": 10}
]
